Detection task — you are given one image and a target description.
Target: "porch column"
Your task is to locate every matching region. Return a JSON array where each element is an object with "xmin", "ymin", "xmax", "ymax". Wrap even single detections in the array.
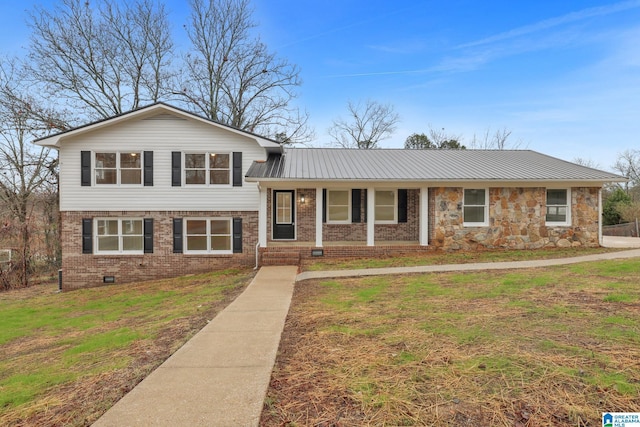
[
  {"xmin": 315, "ymin": 186, "xmax": 323, "ymax": 247},
  {"xmin": 259, "ymin": 186, "xmax": 267, "ymax": 247},
  {"xmin": 420, "ymin": 186, "xmax": 429, "ymax": 246},
  {"xmin": 367, "ymin": 186, "xmax": 375, "ymax": 246},
  {"xmin": 598, "ymin": 187, "xmax": 603, "ymax": 246}
]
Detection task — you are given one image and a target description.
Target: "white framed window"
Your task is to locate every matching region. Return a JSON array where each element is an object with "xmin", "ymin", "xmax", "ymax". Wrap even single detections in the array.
[
  {"xmin": 327, "ymin": 190, "xmax": 351, "ymax": 223},
  {"xmin": 184, "ymin": 218, "xmax": 232, "ymax": 254},
  {"xmin": 95, "ymin": 152, "xmax": 142, "ymax": 185},
  {"xmin": 375, "ymin": 189, "xmax": 397, "ymax": 224},
  {"xmin": 546, "ymin": 188, "xmax": 571, "ymax": 226},
  {"xmin": 184, "ymin": 153, "xmax": 230, "ymax": 185},
  {"xmin": 95, "ymin": 218, "xmax": 143, "ymax": 254},
  {"xmin": 463, "ymin": 188, "xmax": 489, "ymax": 226}
]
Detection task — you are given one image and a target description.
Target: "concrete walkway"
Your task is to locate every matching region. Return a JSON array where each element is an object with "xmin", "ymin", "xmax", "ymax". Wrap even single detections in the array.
[
  {"xmin": 93, "ymin": 266, "xmax": 298, "ymax": 427},
  {"xmin": 296, "ymin": 248, "xmax": 640, "ymax": 281}
]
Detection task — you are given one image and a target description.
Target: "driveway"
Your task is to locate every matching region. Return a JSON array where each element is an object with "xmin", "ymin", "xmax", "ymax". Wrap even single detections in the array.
[{"xmin": 602, "ymin": 235, "xmax": 640, "ymax": 248}]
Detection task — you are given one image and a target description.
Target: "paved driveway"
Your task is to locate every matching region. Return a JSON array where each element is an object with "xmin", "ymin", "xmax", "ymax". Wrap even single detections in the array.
[{"xmin": 602, "ymin": 236, "xmax": 640, "ymax": 248}]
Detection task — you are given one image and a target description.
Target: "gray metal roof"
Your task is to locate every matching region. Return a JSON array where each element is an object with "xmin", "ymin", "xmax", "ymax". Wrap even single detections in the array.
[{"xmin": 246, "ymin": 148, "xmax": 626, "ymax": 182}]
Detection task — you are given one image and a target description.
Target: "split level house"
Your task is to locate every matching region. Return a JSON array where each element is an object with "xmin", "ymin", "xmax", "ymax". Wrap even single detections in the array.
[{"xmin": 35, "ymin": 103, "xmax": 626, "ymax": 290}]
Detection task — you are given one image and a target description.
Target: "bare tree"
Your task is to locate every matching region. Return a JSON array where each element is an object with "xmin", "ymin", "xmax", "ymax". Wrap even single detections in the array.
[
  {"xmin": 469, "ymin": 126, "xmax": 524, "ymax": 150},
  {"xmin": 175, "ymin": 0, "xmax": 312, "ymax": 143},
  {"xmin": 572, "ymin": 157, "xmax": 601, "ymax": 169},
  {"xmin": 329, "ymin": 100, "xmax": 400, "ymax": 149},
  {"xmin": 612, "ymin": 149, "xmax": 640, "ymax": 197},
  {"xmin": 28, "ymin": 0, "xmax": 173, "ymax": 120},
  {"xmin": 0, "ymin": 59, "xmax": 65, "ymax": 288}
]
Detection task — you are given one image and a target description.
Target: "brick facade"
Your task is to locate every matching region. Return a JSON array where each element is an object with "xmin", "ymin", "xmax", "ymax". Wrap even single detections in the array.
[{"xmin": 61, "ymin": 211, "xmax": 258, "ymax": 290}]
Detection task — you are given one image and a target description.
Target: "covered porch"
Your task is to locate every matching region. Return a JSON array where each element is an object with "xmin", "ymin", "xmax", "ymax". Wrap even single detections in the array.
[
  {"xmin": 256, "ymin": 184, "xmax": 431, "ymax": 265},
  {"xmin": 258, "ymin": 185, "xmax": 431, "ymax": 248}
]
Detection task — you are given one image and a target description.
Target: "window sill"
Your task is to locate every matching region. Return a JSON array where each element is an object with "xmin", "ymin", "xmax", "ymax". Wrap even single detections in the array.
[
  {"xmin": 183, "ymin": 251, "xmax": 233, "ymax": 255},
  {"xmin": 94, "ymin": 252, "xmax": 145, "ymax": 256},
  {"xmin": 545, "ymin": 222, "xmax": 571, "ymax": 227},
  {"xmin": 463, "ymin": 223, "xmax": 489, "ymax": 228}
]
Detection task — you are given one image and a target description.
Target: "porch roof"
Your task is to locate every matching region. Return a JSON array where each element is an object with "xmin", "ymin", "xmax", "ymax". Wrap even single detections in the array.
[{"xmin": 245, "ymin": 148, "xmax": 626, "ymax": 183}]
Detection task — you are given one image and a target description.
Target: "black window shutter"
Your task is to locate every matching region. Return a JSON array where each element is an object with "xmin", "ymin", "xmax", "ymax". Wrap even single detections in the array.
[
  {"xmin": 233, "ymin": 152, "xmax": 242, "ymax": 187},
  {"xmin": 144, "ymin": 151, "xmax": 153, "ymax": 186},
  {"xmin": 82, "ymin": 218, "xmax": 92, "ymax": 254},
  {"xmin": 81, "ymin": 151, "xmax": 91, "ymax": 186},
  {"xmin": 173, "ymin": 218, "xmax": 183, "ymax": 253},
  {"xmin": 144, "ymin": 218, "xmax": 154, "ymax": 253},
  {"xmin": 171, "ymin": 152, "xmax": 181, "ymax": 187},
  {"xmin": 363, "ymin": 189, "xmax": 368, "ymax": 223},
  {"xmin": 352, "ymin": 189, "xmax": 361, "ymax": 223},
  {"xmin": 322, "ymin": 189, "xmax": 327, "ymax": 223},
  {"xmin": 233, "ymin": 218, "xmax": 243, "ymax": 253},
  {"xmin": 398, "ymin": 189, "xmax": 408, "ymax": 223}
]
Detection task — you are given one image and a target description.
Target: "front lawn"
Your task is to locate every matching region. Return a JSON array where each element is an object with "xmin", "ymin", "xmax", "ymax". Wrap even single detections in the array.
[
  {"xmin": 262, "ymin": 259, "xmax": 640, "ymax": 426},
  {"xmin": 0, "ymin": 269, "xmax": 253, "ymax": 426}
]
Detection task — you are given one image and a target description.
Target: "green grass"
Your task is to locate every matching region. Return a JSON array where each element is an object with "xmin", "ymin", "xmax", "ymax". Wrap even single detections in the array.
[
  {"xmin": 264, "ymin": 258, "xmax": 640, "ymax": 426},
  {"xmin": 0, "ymin": 269, "xmax": 252, "ymax": 425}
]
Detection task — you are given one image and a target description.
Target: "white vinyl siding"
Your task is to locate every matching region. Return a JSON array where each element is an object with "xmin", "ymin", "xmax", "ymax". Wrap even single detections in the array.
[
  {"xmin": 184, "ymin": 218, "xmax": 232, "ymax": 254},
  {"xmin": 546, "ymin": 188, "xmax": 571, "ymax": 226},
  {"xmin": 58, "ymin": 113, "xmax": 266, "ymax": 211},
  {"xmin": 95, "ymin": 218, "xmax": 143, "ymax": 254},
  {"xmin": 463, "ymin": 189, "xmax": 489, "ymax": 226}
]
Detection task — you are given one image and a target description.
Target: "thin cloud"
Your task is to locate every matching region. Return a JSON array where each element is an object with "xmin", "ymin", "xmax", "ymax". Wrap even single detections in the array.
[
  {"xmin": 277, "ymin": 7, "xmax": 410, "ymax": 49},
  {"xmin": 457, "ymin": 0, "xmax": 640, "ymax": 49}
]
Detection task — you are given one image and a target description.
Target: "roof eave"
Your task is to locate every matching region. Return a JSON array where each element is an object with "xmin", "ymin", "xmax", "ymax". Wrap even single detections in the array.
[
  {"xmin": 33, "ymin": 102, "xmax": 283, "ymax": 150},
  {"xmin": 245, "ymin": 177, "xmax": 626, "ymax": 184}
]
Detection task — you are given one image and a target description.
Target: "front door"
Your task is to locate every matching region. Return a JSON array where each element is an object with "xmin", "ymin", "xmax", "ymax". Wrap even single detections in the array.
[{"xmin": 273, "ymin": 190, "xmax": 295, "ymax": 240}]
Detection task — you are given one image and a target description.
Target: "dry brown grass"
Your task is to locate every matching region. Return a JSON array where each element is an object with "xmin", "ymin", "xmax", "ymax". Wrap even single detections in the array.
[{"xmin": 261, "ymin": 260, "xmax": 640, "ymax": 426}]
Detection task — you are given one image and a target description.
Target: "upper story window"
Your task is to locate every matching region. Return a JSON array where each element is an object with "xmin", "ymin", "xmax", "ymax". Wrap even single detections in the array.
[
  {"xmin": 96, "ymin": 218, "xmax": 143, "ymax": 253},
  {"xmin": 327, "ymin": 190, "xmax": 351, "ymax": 223},
  {"xmin": 95, "ymin": 152, "xmax": 141, "ymax": 185},
  {"xmin": 184, "ymin": 153, "xmax": 230, "ymax": 185},
  {"xmin": 375, "ymin": 190, "xmax": 397, "ymax": 224},
  {"xmin": 463, "ymin": 188, "xmax": 488, "ymax": 226},
  {"xmin": 546, "ymin": 189, "xmax": 571, "ymax": 226}
]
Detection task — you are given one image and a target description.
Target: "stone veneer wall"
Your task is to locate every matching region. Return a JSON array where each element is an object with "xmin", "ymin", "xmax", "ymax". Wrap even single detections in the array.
[
  {"xmin": 431, "ymin": 187, "xmax": 600, "ymax": 250},
  {"xmin": 266, "ymin": 188, "xmax": 420, "ymax": 243},
  {"xmin": 61, "ymin": 211, "xmax": 258, "ymax": 290}
]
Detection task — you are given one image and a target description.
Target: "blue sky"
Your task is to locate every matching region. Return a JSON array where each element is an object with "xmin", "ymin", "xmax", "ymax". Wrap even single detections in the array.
[{"xmin": 2, "ymin": 0, "xmax": 640, "ymax": 171}]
